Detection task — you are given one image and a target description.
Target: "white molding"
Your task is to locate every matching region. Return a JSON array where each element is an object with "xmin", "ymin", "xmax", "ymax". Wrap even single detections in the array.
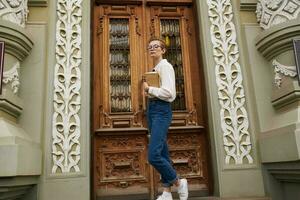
[
  {"xmin": 52, "ymin": 0, "xmax": 82, "ymax": 173},
  {"xmin": 256, "ymin": 0, "xmax": 300, "ymax": 29},
  {"xmin": 207, "ymin": 0, "xmax": 254, "ymax": 165},
  {"xmin": 0, "ymin": 0, "xmax": 28, "ymax": 27},
  {"xmin": 3, "ymin": 61, "xmax": 20, "ymax": 94},
  {"xmin": 272, "ymin": 59, "xmax": 297, "ymax": 88}
]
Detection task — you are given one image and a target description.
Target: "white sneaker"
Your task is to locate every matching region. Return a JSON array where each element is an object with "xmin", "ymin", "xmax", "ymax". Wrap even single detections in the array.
[
  {"xmin": 156, "ymin": 191, "xmax": 173, "ymax": 200},
  {"xmin": 177, "ymin": 178, "xmax": 188, "ymax": 200}
]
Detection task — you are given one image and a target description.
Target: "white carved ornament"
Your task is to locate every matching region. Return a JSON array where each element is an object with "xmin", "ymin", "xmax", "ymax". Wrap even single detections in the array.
[
  {"xmin": 272, "ymin": 59, "xmax": 297, "ymax": 88},
  {"xmin": 0, "ymin": 0, "xmax": 28, "ymax": 27},
  {"xmin": 2, "ymin": 61, "xmax": 19, "ymax": 94},
  {"xmin": 52, "ymin": 0, "xmax": 82, "ymax": 173},
  {"xmin": 256, "ymin": 0, "xmax": 300, "ymax": 29},
  {"xmin": 207, "ymin": 0, "xmax": 254, "ymax": 165}
]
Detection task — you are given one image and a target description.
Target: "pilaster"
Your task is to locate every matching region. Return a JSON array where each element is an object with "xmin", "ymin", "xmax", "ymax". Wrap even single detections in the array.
[
  {"xmin": 196, "ymin": 0, "xmax": 265, "ymax": 198},
  {"xmin": 38, "ymin": 0, "xmax": 91, "ymax": 199}
]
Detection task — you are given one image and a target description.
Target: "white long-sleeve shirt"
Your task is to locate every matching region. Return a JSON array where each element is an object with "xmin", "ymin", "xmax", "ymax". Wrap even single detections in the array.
[{"xmin": 148, "ymin": 59, "xmax": 176, "ymax": 102}]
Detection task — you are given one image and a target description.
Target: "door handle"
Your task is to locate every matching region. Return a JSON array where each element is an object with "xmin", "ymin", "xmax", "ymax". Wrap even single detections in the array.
[{"xmin": 119, "ymin": 181, "xmax": 129, "ymax": 188}]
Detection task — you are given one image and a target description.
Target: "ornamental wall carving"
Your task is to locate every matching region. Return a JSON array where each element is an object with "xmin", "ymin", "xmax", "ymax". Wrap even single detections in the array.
[
  {"xmin": 206, "ymin": 0, "xmax": 254, "ymax": 165},
  {"xmin": 0, "ymin": 0, "xmax": 28, "ymax": 27},
  {"xmin": 256, "ymin": 0, "xmax": 300, "ymax": 29},
  {"xmin": 2, "ymin": 61, "xmax": 20, "ymax": 94},
  {"xmin": 52, "ymin": 0, "xmax": 82, "ymax": 173},
  {"xmin": 272, "ymin": 59, "xmax": 297, "ymax": 88}
]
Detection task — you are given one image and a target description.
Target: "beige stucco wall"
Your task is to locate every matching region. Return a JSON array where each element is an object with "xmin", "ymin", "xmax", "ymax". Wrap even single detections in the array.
[
  {"xmin": 239, "ymin": 1, "xmax": 300, "ymax": 200},
  {"xmin": 18, "ymin": 0, "xmax": 300, "ymax": 199}
]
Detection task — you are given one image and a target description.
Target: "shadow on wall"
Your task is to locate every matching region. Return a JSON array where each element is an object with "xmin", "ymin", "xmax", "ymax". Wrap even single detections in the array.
[{"xmin": 262, "ymin": 161, "xmax": 300, "ymax": 200}]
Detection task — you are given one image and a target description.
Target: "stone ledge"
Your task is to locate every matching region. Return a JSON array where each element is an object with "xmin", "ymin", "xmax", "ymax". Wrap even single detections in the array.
[
  {"xmin": 0, "ymin": 176, "xmax": 38, "ymax": 200},
  {"xmin": 255, "ymin": 19, "xmax": 300, "ymax": 60},
  {"xmin": 0, "ymin": 118, "xmax": 41, "ymax": 176},
  {"xmin": 0, "ymin": 89, "xmax": 23, "ymax": 118},
  {"xmin": 271, "ymin": 80, "xmax": 300, "ymax": 109},
  {"xmin": 240, "ymin": 0, "xmax": 257, "ymax": 11},
  {"xmin": 259, "ymin": 123, "xmax": 300, "ymax": 163},
  {"xmin": 0, "ymin": 20, "xmax": 33, "ymax": 61},
  {"xmin": 28, "ymin": 0, "xmax": 47, "ymax": 7},
  {"xmin": 262, "ymin": 160, "xmax": 300, "ymax": 199}
]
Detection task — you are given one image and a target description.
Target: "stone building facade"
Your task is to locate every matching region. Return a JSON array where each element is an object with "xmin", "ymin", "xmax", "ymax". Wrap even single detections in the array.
[{"xmin": 0, "ymin": 0, "xmax": 300, "ymax": 199}]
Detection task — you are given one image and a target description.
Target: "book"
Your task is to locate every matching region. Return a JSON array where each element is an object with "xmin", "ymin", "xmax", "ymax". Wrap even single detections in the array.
[{"xmin": 143, "ymin": 71, "xmax": 160, "ymax": 87}]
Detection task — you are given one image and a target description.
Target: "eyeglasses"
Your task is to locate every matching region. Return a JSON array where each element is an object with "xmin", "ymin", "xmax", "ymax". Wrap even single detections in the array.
[{"xmin": 147, "ymin": 44, "xmax": 161, "ymax": 50}]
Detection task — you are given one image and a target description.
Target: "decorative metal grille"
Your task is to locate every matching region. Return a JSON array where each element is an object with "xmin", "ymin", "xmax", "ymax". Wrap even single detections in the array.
[
  {"xmin": 160, "ymin": 19, "xmax": 186, "ymax": 111},
  {"xmin": 109, "ymin": 18, "xmax": 132, "ymax": 113}
]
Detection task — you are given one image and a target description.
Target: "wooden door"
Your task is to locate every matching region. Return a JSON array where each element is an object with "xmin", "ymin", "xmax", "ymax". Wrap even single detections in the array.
[{"xmin": 93, "ymin": 1, "xmax": 211, "ymax": 199}]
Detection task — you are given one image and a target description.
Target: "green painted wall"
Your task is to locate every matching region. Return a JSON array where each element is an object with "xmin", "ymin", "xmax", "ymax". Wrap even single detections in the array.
[{"xmin": 20, "ymin": 0, "xmax": 300, "ymax": 199}]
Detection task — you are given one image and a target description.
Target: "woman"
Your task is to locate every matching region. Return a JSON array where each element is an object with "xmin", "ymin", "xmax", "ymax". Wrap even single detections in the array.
[{"xmin": 143, "ymin": 37, "xmax": 189, "ymax": 200}]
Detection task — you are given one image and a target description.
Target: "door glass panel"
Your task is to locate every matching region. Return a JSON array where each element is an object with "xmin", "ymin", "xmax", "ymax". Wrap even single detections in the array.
[
  {"xmin": 109, "ymin": 18, "xmax": 131, "ymax": 112},
  {"xmin": 160, "ymin": 19, "xmax": 186, "ymax": 111}
]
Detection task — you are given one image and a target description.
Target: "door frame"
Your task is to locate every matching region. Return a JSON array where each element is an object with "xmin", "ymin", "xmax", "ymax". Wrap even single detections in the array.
[{"xmin": 90, "ymin": 1, "xmax": 214, "ymax": 199}]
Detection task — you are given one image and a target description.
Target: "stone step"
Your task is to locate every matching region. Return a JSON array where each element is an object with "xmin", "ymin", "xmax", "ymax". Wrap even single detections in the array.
[
  {"xmin": 174, "ymin": 197, "xmax": 271, "ymax": 200},
  {"xmin": 97, "ymin": 195, "xmax": 271, "ymax": 200}
]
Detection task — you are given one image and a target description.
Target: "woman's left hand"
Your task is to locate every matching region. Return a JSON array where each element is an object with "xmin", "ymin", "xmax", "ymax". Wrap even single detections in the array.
[{"xmin": 143, "ymin": 81, "xmax": 149, "ymax": 93}]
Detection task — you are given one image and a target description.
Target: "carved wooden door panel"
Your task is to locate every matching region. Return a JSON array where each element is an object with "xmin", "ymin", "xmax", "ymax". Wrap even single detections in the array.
[
  {"xmin": 93, "ymin": 3, "xmax": 150, "ymax": 200},
  {"xmin": 93, "ymin": 1, "xmax": 211, "ymax": 200},
  {"xmin": 147, "ymin": 4, "xmax": 210, "ymax": 198}
]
